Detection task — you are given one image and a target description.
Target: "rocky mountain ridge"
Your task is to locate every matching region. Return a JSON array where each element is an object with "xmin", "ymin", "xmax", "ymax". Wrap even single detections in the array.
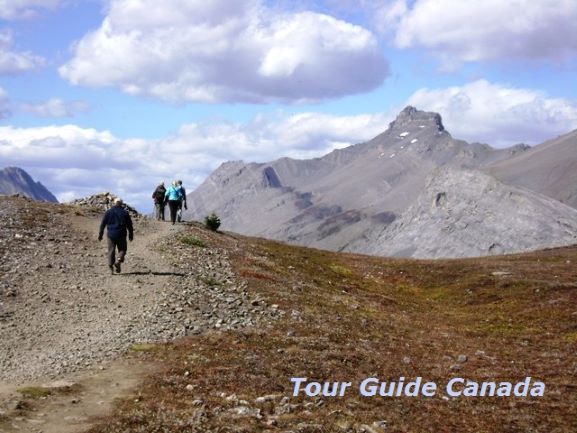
[{"xmin": 185, "ymin": 106, "xmax": 577, "ymax": 259}]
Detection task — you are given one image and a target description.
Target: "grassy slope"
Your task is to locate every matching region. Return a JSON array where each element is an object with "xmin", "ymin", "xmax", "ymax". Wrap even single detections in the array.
[{"xmin": 88, "ymin": 223, "xmax": 577, "ymax": 433}]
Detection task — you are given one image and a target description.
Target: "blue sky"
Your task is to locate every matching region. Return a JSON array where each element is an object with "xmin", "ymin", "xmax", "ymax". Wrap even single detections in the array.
[{"xmin": 1, "ymin": 0, "xmax": 576, "ymax": 211}]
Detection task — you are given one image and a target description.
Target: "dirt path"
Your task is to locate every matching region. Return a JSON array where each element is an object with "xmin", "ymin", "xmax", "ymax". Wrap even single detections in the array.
[
  {"xmin": 1, "ymin": 214, "xmax": 186, "ymax": 383},
  {"xmin": 0, "ymin": 198, "xmax": 276, "ymax": 433},
  {"xmin": 0, "ymin": 356, "xmax": 153, "ymax": 433},
  {"xmin": 0, "ymin": 209, "xmax": 186, "ymax": 432}
]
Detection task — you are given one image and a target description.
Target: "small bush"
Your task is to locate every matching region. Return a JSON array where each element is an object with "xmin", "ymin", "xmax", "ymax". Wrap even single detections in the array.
[
  {"xmin": 180, "ymin": 235, "xmax": 206, "ymax": 248},
  {"xmin": 204, "ymin": 213, "xmax": 221, "ymax": 232},
  {"xmin": 329, "ymin": 264, "xmax": 352, "ymax": 277},
  {"xmin": 199, "ymin": 275, "xmax": 221, "ymax": 286},
  {"xmin": 17, "ymin": 387, "xmax": 52, "ymax": 399},
  {"xmin": 129, "ymin": 343, "xmax": 159, "ymax": 352}
]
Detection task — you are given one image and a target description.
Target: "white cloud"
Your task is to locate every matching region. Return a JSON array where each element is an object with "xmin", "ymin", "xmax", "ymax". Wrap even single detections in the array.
[
  {"xmin": 6, "ymin": 81, "xmax": 576, "ymax": 212},
  {"xmin": 0, "ymin": 88, "xmax": 88, "ymax": 119},
  {"xmin": 0, "ymin": 0, "xmax": 61, "ymax": 19},
  {"xmin": 0, "ymin": 125, "xmax": 122, "ymax": 169},
  {"xmin": 0, "ymin": 124, "xmax": 154, "ymax": 209},
  {"xmin": 59, "ymin": 0, "xmax": 388, "ymax": 103},
  {"xmin": 18, "ymin": 98, "xmax": 91, "ymax": 118},
  {"xmin": 0, "ymin": 111, "xmax": 392, "ymax": 210},
  {"xmin": 407, "ymin": 80, "xmax": 577, "ymax": 146},
  {"xmin": 167, "ymin": 111, "xmax": 392, "ymax": 163},
  {"xmin": 0, "ymin": 30, "xmax": 44, "ymax": 74},
  {"xmin": 376, "ymin": 0, "xmax": 577, "ymax": 66}
]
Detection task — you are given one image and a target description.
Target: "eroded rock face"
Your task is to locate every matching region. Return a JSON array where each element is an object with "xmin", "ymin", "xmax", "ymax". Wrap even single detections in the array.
[
  {"xmin": 367, "ymin": 168, "xmax": 577, "ymax": 259},
  {"xmin": 388, "ymin": 105, "xmax": 444, "ymax": 132},
  {"xmin": 0, "ymin": 167, "xmax": 58, "ymax": 203}
]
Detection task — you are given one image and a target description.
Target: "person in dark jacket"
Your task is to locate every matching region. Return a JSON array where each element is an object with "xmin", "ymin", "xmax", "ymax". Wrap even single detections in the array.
[
  {"xmin": 176, "ymin": 179, "xmax": 187, "ymax": 222},
  {"xmin": 98, "ymin": 198, "xmax": 134, "ymax": 274},
  {"xmin": 152, "ymin": 181, "xmax": 166, "ymax": 221}
]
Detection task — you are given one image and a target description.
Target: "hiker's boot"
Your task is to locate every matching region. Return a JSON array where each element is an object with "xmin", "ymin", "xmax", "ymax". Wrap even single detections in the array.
[
  {"xmin": 109, "ymin": 265, "xmax": 114, "ymax": 275},
  {"xmin": 114, "ymin": 260, "xmax": 122, "ymax": 273}
]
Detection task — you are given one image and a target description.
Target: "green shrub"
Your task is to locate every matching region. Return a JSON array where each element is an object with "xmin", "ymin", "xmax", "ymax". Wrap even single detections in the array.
[
  {"xmin": 17, "ymin": 387, "xmax": 52, "ymax": 398},
  {"xmin": 129, "ymin": 343, "xmax": 160, "ymax": 352},
  {"xmin": 199, "ymin": 275, "xmax": 221, "ymax": 286},
  {"xmin": 329, "ymin": 264, "xmax": 352, "ymax": 277},
  {"xmin": 204, "ymin": 213, "xmax": 221, "ymax": 232},
  {"xmin": 180, "ymin": 235, "xmax": 206, "ymax": 248}
]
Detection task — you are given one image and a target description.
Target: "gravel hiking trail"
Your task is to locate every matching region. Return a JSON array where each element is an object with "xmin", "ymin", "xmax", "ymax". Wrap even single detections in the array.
[
  {"xmin": 1, "ymin": 211, "xmax": 186, "ymax": 384},
  {"xmin": 0, "ymin": 199, "xmax": 189, "ymax": 432},
  {"xmin": 0, "ymin": 197, "xmax": 276, "ymax": 433}
]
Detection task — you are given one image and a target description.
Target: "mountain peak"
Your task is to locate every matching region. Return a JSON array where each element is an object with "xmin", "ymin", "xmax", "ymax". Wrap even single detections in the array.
[
  {"xmin": 0, "ymin": 166, "xmax": 58, "ymax": 203},
  {"xmin": 389, "ymin": 106, "xmax": 445, "ymax": 132},
  {"xmin": 3, "ymin": 166, "xmax": 31, "ymax": 179}
]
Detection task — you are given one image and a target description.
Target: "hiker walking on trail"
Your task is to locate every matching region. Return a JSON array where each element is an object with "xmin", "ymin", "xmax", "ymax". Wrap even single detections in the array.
[
  {"xmin": 176, "ymin": 179, "xmax": 187, "ymax": 222},
  {"xmin": 165, "ymin": 180, "xmax": 183, "ymax": 225},
  {"xmin": 98, "ymin": 198, "xmax": 134, "ymax": 274},
  {"xmin": 152, "ymin": 181, "xmax": 166, "ymax": 221}
]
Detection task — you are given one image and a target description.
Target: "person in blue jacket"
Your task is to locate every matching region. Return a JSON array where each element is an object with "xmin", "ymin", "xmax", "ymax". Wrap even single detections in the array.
[
  {"xmin": 98, "ymin": 198, "xmax": 134, "ymax": 274},
  {"xmin": 165, "ymin": 180, "xmax": 183, "ymax": 225}
]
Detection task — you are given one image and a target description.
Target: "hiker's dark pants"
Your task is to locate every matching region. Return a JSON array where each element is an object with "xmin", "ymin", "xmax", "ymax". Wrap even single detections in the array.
[
  {"xmin": 168, "ymin": 200, "xmax": 179, "ymax": 224},
  {"xmin": 177, "ymin": 199, "xmax": 186, "ymax": 222},
  {"xmin": 107, "ymin": 236, "xmax": 127, "ymax": 267},
  {"xmin": 154, "ymin": 202, "xmax": 165, "ymax": 220}
]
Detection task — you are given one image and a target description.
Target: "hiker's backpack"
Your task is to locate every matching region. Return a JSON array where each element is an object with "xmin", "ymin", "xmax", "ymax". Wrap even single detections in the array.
[{"xmin": 154, "ymin": 187, "xmax": 165, "ymax": 202}]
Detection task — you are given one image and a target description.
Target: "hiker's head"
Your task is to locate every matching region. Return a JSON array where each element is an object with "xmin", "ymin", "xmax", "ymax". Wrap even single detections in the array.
[
  {"xmin": 159, "ymin": 181, "xmax": 164, "ymax": 186},
  {"xmin": 113, "ymin": 198, "xmax": 123, "ymax": 207},
  {"xmin": 177, "ymin": 180, "xmax": 182, "ymax": 186},
  {"xmin": 172, "ymin": 180, "xmax": 177, "ymax": 186}
]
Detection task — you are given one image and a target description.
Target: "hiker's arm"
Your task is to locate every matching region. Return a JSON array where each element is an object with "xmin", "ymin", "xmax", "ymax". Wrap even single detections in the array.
[
  {"xmin": 127, "ymin": 214, "xmax": 134, "ymax": 241},
  {"xmin": 98, "ymin": 214, "xmax": 107, "ymax": 240}
]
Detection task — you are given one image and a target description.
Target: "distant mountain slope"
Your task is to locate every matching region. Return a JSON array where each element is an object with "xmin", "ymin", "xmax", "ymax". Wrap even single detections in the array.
[
  {"xmin": 363, "ymin": 168, "xmax": 577, "ymax": 259},
  {"xmin": 186, "ymin": 107, "xmax": 529, "ymax": 253},
  {"xmin": 0, "ymin": 167, "xmax": 58, "ymax": 203},
  {"xmin": 185, "ymin": 106, "xmax": 577, "ymax": 258},
  {"xmin": 486, "ymin": 130, "xmax": 577, "ymax": 209}
]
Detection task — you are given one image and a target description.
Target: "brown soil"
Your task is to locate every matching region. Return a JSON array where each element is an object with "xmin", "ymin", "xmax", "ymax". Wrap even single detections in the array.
[
  {"xmin": 83, "ymin": 227, "xmax": 577, "ymax": 432},
  {"xmin": 0, "ymin": 355, "xmax": 155, "ymax": 433}
]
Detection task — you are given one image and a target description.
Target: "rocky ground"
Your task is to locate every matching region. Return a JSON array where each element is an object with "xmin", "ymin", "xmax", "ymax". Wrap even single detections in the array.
[
  {"xmin": 1, "ymin": 195, "xmax": 576, "ymax": 433},
  {"xmin": 0, "ymin": 196, "xmax": 279, "ymax": 383}
]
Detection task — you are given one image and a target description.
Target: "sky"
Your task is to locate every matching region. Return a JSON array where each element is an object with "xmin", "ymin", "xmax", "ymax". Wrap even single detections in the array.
[{"xmin": 1, "ymin": 0, "xmax": 576, "ymax": 212}]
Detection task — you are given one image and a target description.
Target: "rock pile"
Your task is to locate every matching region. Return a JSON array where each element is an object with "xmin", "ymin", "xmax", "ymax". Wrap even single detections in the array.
[{"xmin": 70, "ymin": 192, "xmax": 141, "ymax": 218}]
